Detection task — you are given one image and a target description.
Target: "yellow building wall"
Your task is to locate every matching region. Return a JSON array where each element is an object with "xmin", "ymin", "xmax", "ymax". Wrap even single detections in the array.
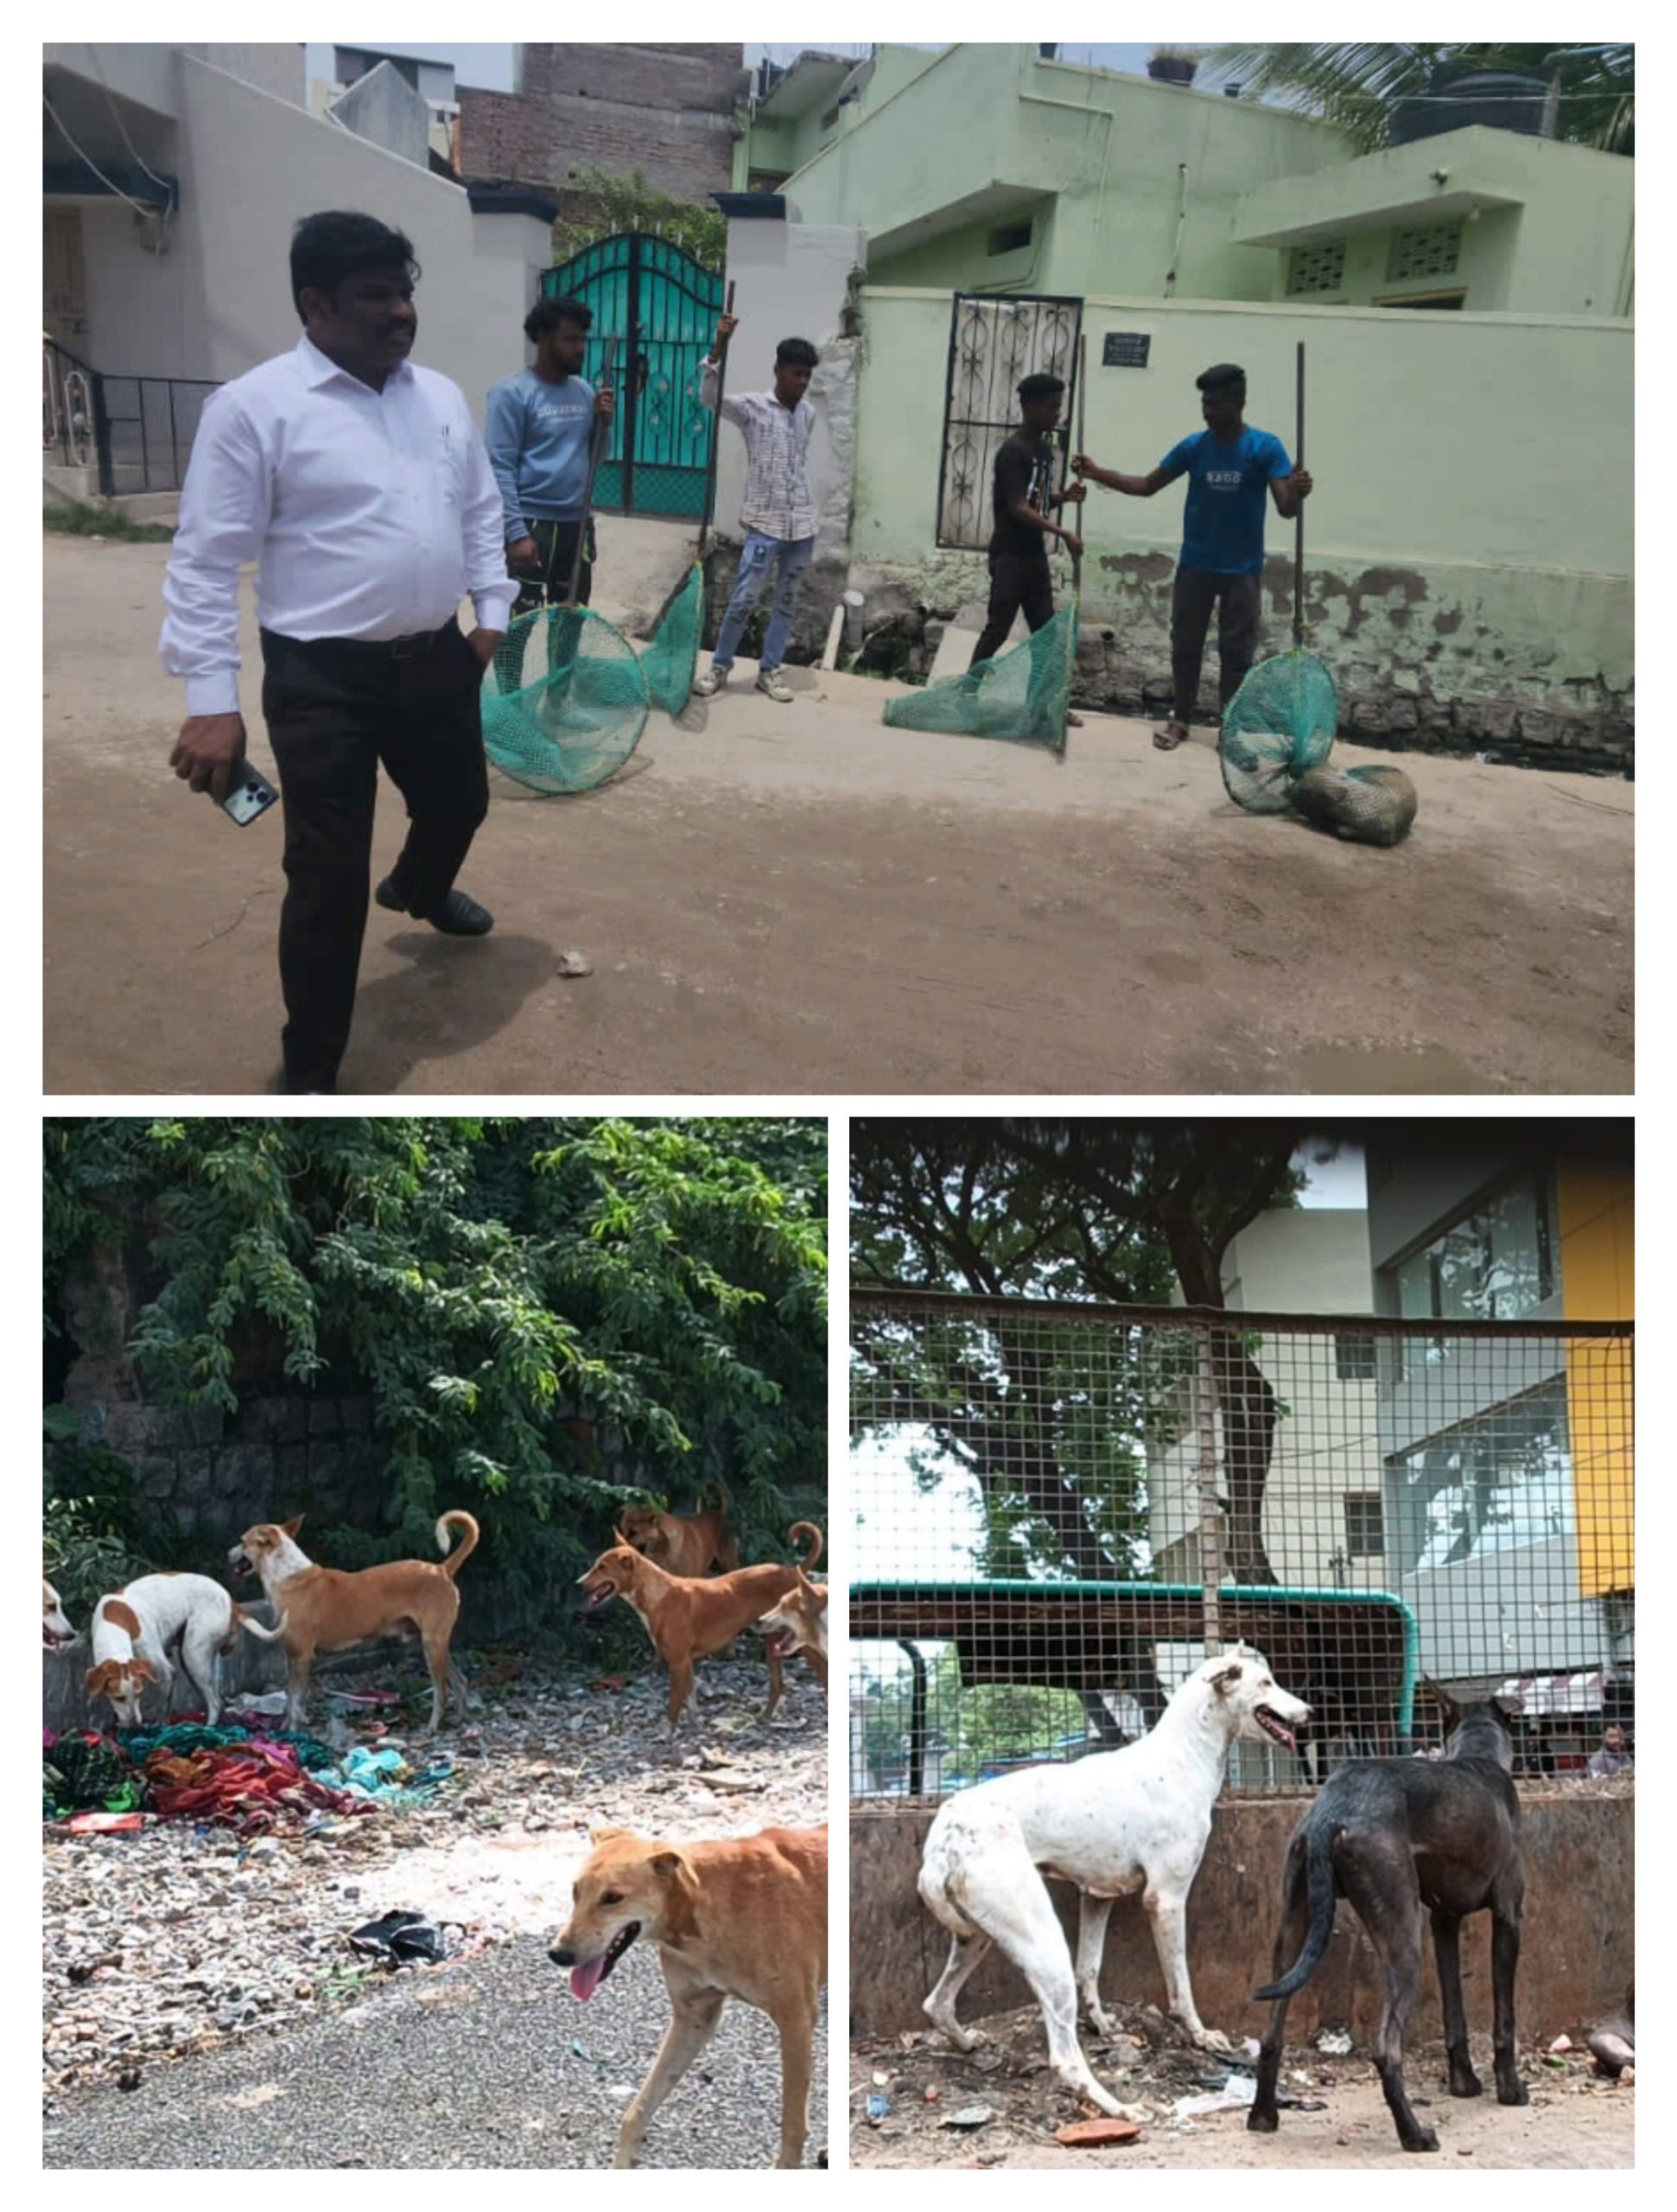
[{"xmin": 1559, "ymin": 1159, "xmax": 1633, "ymax": 1597}]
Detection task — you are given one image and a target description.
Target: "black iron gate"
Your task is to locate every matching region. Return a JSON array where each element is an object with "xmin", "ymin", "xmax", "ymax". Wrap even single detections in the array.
[
  {"xmin": 936, "ymin": 292, "xmax": 1083, "ymax": 550},
  {"xmin": 543, "ymin": 233, "xmax": 724, "ymax": 518}
]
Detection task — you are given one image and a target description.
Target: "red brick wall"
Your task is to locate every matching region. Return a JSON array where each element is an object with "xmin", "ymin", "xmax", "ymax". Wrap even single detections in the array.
[{"xmin": 460, "ymin": 43, "xmax": 747, "ymax": 202}]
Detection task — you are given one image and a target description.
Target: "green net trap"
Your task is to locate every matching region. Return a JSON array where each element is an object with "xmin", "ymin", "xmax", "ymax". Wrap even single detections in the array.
[
  {"xmin": 884, "ymin": 606, "xmax": 1074, "ymax": 755},
  {"xmin": 1218, "ymin": 648, "xmax": 1338, "ymax": 813},
  {"xmin": 1220, "ymin": 649, "xmax": 1415, "ymax": 844},
  {"xmin": 481, "ymin": 605, "xmax": 650, "ymax": 795},
  {"xmin": 638, "ymin": 562, "xmax": 704, "ymax": 716}
]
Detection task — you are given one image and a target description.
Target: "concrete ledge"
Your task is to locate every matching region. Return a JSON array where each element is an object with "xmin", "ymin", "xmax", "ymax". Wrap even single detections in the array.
[{"xmin": 852, "ymin": 1792, "xmax": 1632, "ymax": 2042}]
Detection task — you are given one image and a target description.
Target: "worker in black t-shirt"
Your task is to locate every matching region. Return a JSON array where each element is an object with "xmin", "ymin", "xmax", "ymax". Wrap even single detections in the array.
[{"xmin": 969, "ymin": 371, "xmax": 1085, "ymax": 666}]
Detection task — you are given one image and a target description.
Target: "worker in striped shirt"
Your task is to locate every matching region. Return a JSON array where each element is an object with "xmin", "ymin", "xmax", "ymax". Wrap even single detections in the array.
[{"xmin": 694, "ymin": 313, "xmax": 816, "ymax": 705}]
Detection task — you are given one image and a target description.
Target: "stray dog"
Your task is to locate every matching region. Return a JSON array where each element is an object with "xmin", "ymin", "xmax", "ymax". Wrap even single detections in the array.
[
  {"xmin": 1248, "ymin": 1688, "xmax": 1528, "ymax": 2152},
  {"xmin": 86, "ymin": 1573, "xmax": 283, "ymax": 1727},
  {"xmin": 230, "ymin": 1510, "xmax": 479, "ymax": 1733},
  {"xmin": 578, "ymin": 1522, "xmax": 824, "ymax": 1727},
  {"xmin": 44, "ymin": 1578, "xmax": 76, "ymax": 1650},
  {"xmin": 756, "ymin": 1566, "xmax": 828, "ymax": 1665},
  {"xmin": 550, "ymin": 1822, "xmax": 827, "ymax": 2166},
  {"xmin": 920, "ymin": 1644, "xmax": 1311, "ymax": 2115},
  {"xmin": 617, "ymin": 1496, "xmax": 740, "ymax": 1578}
]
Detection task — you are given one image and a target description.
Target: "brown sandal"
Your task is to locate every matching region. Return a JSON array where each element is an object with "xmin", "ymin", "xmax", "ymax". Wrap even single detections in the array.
[{"xmin": 1153, "ymin": 720, "xmax": 1188, "ymax": 751}]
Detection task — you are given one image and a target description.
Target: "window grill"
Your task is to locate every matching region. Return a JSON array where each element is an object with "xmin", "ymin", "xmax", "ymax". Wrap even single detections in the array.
[
  {"xmin": 1388, "ymin": 220, "xmax": 1464, "ymax": 283},
  {"xmin": 849, "ymin": 1288, "xmax": 1633, "ymax": 1798},
  {"xmin": 1286, "ymin": 239, "xmax": 1346, "ymax": 296}
]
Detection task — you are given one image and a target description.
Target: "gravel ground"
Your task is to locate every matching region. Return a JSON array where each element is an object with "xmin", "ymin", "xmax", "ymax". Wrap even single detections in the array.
[
  {"xmin": 43, "ymin": 1655, "xmax": 828, "ymax": 2167},
  {"xmin": 852, "ymin": 1999, "xmax": 1632, "ymax": 2169}
]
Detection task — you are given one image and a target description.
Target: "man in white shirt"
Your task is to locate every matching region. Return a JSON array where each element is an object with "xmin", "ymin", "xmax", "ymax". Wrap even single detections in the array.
[
  {"xmin": 693, "ymin": 314, "xmax": 817, "ymax": 706},
  {"xmin": 161, "ymin": 211, "xmax": 517, "ymax": 1095}
]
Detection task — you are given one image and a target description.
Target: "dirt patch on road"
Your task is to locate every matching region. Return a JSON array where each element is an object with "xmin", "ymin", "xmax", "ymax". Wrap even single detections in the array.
[
  {"xmin": 44, "ymin": 537, "xmax": 1632, "ymax": 1095},
  {"xmin": 853, "ymin": 2001, "xmax": 1633, "ymax": 2168}
]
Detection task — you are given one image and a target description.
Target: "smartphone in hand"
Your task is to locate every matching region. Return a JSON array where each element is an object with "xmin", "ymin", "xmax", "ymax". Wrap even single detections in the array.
[{"xmin": 220, "ymin": 767, "xmax": 278, "ymax": 826}]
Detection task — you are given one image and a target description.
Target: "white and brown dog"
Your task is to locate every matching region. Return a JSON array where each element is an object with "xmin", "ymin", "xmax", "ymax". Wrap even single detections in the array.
[
  {"xmin": 44, "ymin": 1579, "xmax": 77, "ymax": 1651},
  {"xmin": 86, "ymin": 1573, "xmax": 283, "ymax": 1729},
  {"xmin": 229, "ymin": 1512, "xmax": 480, "ymax": 1733}
]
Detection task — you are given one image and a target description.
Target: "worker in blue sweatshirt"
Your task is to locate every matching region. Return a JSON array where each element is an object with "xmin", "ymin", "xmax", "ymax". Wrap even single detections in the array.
[{"xmin": 485, "ymin": 294, "xmax": 615, "ymax": 613}]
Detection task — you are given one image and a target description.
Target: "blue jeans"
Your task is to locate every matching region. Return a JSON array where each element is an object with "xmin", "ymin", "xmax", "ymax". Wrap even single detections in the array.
[{"xmin": 712, "ymin": 530, "xmax": 816, "ymax": 673}]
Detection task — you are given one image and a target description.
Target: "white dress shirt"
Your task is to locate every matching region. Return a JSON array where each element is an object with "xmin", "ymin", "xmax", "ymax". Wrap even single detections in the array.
[
  {"xmin": 161, "ymin": 334, "xmax": 518, "ymax": 717},
  {"xmin": 701, "ymin": 358, "xmax": 816, "ymax": 543}
]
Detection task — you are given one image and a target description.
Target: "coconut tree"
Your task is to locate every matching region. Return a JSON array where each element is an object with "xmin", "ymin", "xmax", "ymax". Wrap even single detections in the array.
[{"xmin": 1205, "ymin": 42, "xmax": 1633, "ymax": 154}]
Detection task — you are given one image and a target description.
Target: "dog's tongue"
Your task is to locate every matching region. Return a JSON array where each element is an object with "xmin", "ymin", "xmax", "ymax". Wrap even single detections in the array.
[{"xmin": 570, "ymin": 1956, "xmax": 606, "ymax": 2002}]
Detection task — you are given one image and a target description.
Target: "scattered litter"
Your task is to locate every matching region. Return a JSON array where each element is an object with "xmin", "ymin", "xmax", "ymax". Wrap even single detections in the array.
[
  {"xmin": 1243, "ymin": 2037, "xmax": 1262, "ymax": 2060},
  {"xmin": 941, "ymin": 2104, "xmax": 994, "ymax": 2130},
  {"xmin": 66, "ymin": 1811, "xmax": 148, "ymax": 1835},
  {"xmin": 1316, "ymin": 2028, "xmax": 1354, "ymax": 2056},
  {"xmin": 923, "ymin": 2086, "xmax": 942, "ymax": 2104},
  {"xmin": 1548, "ymin": 2034, "xmax": 1574, "ymax": 2055},
  {"xmin": 866, "ymin": 2093, "xmax": 892, "ymax": 2124},
  {"xmin": 1172, "ymin": 2079, "xmax": 1257, "ymax": 2120},
  {"xmin": 1055, "ymin": 2117, "xmax": 1142, "ymax": 2148},
  {"xmin": 557, "ymin": 950, "xmax": 594, "ymax": 977},
  {"xmin": 346, "ymin": 1911, "xmax": 451, "ymax": 1966},
  {"xmin": 872, "ymin": 2069, "xmax": 890, "ymax": 2086}
]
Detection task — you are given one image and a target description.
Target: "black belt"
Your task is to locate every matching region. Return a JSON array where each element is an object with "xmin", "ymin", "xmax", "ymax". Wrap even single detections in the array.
[{"xmin": 264, "ymin": 618, "xmax": 461, "ymax": 661}]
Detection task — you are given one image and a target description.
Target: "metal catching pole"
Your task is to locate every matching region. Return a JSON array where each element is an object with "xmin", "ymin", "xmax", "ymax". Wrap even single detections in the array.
[
  {"xmin": 562, "ymin": 332, "xmax": 619, "ymax": 610},
  {"xmin": 697, "ymin": 278, "xmax": 736, "ymax": 565},
  {"xmin": 1293, "ymin": 339, "xmax": 1305, "ymax": 650},
  {"xmin": 1070, "ymin": 329, "xmax": 1087, "ymax": 599}
]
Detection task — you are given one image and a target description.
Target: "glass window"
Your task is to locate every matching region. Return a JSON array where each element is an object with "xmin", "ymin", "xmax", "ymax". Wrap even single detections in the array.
[
  {"xmin": 1391, "ymin": 1380, "xmax": 1573, "ymax": 1576},
  {"xmin": 1393, "ymin": 1173, "xmax": 1553, "ymax": 1325},
  {"xmin": 1343, "ymin": 1492, "xmax": 1384, "ymax": 1558}
]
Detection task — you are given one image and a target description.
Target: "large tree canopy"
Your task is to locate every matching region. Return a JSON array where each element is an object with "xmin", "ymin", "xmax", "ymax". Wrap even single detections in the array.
[
  {"xmin": 851, "ymin": 1122, "xmax": 1327, "ymax": 1735},
  {"xmin": 45, "ymin": 1117, "xmax": 826, "ymax": 1632}
]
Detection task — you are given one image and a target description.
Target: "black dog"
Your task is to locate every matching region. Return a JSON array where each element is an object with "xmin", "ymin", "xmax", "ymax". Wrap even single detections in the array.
[{"xmin": 1248, "ymin": 1689, "xmax": 1528, "ymax": 2152}]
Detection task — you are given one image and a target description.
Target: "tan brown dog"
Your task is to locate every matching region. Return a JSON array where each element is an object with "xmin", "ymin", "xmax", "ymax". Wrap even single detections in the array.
[
  {"xmin": 616, "ymin": 1498, "xmax": 740, "ymax": 1577},
  {"xmin": 549, "ymin": 1822, "xmax": 828, "ymax": 2167},
  {"xmin": 229, "ymin": 1511, "xmax": 479, "ymax": 1733},
  {"xmin": 756, "ymin": 1565, "xmax": 828, "ymax": 1665},
  {"xmin": 578, "ymin": 1522, "xmax": 824, "ymax": 1727}
]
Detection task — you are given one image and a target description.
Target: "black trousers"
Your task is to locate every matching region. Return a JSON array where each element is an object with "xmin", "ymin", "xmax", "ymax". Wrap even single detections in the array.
[
  {"xmin": 971, "ymin": 548, "xmax": 1056, "ymax": 665},
  {"xmin": 1170, "ymin": 565, "xmax": 1262, "ymax": 725},
  {"xmin": 260, "ymin": 619, "xmax": 489, "ymax": 1091},
  {"xmin": 511, "ymin": 518, "xmax": 594, "ymax": 617}
]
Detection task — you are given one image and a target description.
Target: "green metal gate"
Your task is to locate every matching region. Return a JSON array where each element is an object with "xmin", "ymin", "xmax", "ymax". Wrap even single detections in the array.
[{"xmin": 543, "ymin": 233, "xmax": 723, "ymax": 518}]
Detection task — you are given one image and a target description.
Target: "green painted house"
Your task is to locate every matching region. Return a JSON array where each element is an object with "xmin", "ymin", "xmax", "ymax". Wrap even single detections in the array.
[{"xmin": 735, "ymin": 43, "xmax": 1633, "ymax": 315}]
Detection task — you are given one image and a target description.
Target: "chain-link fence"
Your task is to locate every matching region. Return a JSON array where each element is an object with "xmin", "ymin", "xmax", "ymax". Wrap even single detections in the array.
[{"xmin": 850, "ymin": 1288, "xmax": 1634, "ymax": 1797}]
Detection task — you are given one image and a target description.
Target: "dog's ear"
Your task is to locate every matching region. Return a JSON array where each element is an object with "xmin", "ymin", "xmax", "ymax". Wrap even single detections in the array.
[
  {"xmin": 281, "ymin": 1515, "xmax": 305, "ymax": 1537},
  {"xmin": 132, "ymin": 1660, "xmax": 158, "ymax": 1684},
  {"xmin": 1210, "ymin": 1659, "xmax": 1245, "ymax": 1695},
  {"xmin": 85, "ymin": 1661, "xmax": 114, "ymax": 1694},
  {"xmin": 589, "ymin": 1824, "xmax": 630, "ymax": 1846},
  {"xmin": 1421, "ymin": 1675, "xmax": 1462, "ymax": 1724},
  {"xmin": 650, "ymin": 1846, "xmax": 702, "ymax": 1937}
]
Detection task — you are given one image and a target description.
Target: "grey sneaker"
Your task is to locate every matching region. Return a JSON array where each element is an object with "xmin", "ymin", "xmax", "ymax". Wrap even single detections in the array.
[
  {"xmin": 693, "ymin": 663, "xmax": 727, "ymax": 697},
  {"xmin": 755, "ymin": 668, "xmax": 794, "ymax": 703}
]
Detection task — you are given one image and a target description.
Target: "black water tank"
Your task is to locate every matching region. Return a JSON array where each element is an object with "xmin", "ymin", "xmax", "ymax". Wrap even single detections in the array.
[{"xmin": 1392, "ymin": 66, "xmax": 1553, "ymax": 144}]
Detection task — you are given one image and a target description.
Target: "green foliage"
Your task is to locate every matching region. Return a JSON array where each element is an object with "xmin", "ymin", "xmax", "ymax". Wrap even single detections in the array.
[
  {"xmin": 1205, "ymin": 41, "xmax": 1633, "ymax": 154},
  {"xmin": 43, "ymin": 1118, "xmax": 827, "ymax": 1640},
  {"xmin": 551, "ymin": 167, "xmax": 726, "ymax": 271},
  {"xmin": 850, "ymin": 1123, "xmax": 1312, "ymax": 1575},
  {"xmin": 43, "ymin": 1423, "xmax": 157, "ymax": 1617},
  {"xmin": 42, "ymin": 499, "xmax": 176, "ymax": 543},
  {"xmin": 854, "ymin": 1648, "xmax": 1089, "ymax": 1791}
]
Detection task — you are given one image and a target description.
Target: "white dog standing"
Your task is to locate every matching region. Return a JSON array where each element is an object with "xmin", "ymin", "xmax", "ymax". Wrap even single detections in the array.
[
  {"xmin": 44, "ymin": 1579, "xmax": 77, "ymax": 1650},
  {"xmin": 86, "ymin": 1573, "xmax": 283, "ymax": 1728},
  {"xmin": 918, "ymin": 1643, "xmax": 1312, "ymax": 2116}
]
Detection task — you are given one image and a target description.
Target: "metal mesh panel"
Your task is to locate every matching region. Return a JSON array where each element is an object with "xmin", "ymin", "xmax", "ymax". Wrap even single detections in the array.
[{"xmin": 850, "ymin": 1289, "xmax": 1633, "ymax": 1799}]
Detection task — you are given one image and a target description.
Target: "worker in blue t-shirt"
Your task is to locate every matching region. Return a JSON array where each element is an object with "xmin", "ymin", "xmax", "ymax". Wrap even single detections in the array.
[
  {"xmin": 485, "ymin": 294, "xmax": 615, "ymax": 613},
  {"xmin": 1073, "ymin": 361, "xmax": 1312, "ymax": 751}
]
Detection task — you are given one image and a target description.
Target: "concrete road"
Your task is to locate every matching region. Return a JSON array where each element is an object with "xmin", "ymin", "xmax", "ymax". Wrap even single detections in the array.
[{"xmin": 43, "ymin": 1933, "xmax": 829, "ymax": 2169}]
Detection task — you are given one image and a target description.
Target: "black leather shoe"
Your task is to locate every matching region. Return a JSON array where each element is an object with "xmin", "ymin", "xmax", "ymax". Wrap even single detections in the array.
[
  {"xmin": 277, "ymin": 1071, "xmax": 336, "ymax": 1096},
  {"xmin": 376, "ymin": 878, "xmax": 493, "ymax": 936}
]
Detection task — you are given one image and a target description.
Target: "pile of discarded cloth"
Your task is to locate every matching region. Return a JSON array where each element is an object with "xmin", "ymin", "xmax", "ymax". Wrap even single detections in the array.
[{"xmin": 43, "ymin": 1721, "xmax": 453, "ymax": 1832}]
